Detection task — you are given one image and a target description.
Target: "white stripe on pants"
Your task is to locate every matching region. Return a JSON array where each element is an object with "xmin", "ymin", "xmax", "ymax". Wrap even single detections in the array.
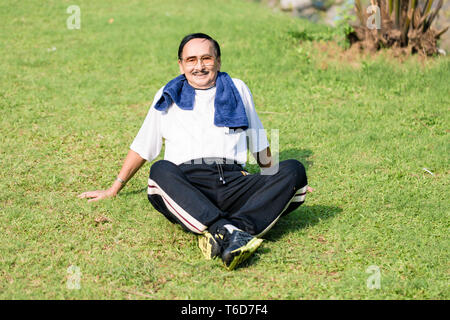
[{"xmin": 148, "ymin": 178, "xmax": 207, "ymax": 234}]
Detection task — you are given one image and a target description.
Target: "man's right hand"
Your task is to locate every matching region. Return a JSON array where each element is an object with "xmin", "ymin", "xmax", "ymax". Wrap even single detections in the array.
[
  {"xmin": 78, "ymin": 188, "xmax": 117, "ymax": 202},
  {"xmin": 77, "ymin": 150, "xmax": 146, "ymax": 203}
]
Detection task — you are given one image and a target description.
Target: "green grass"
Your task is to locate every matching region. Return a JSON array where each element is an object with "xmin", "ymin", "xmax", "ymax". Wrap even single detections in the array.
[{"xmin": 0, "ymin": 0, "xmax": 449, "ymax": 299}]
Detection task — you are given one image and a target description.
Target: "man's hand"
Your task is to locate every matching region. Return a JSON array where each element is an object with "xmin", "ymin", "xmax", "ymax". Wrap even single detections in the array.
[
  {"xmin": 78, "ymin": 188, "xmax": 117, "ymax": 202},
  {"xmin": 78, "ymin": 150, "xmax": 146, "ymax": 203},
  {"xmin": 307, "ymin": 186, "xmax": 314, "ymax": 193}
]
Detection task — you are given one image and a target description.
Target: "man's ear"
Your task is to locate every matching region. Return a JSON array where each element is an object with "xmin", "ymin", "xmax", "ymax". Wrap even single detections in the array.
[
  {"xmin": 178, "ymin": 59, "xmax": 184, "ymax": 74},
  {"xmin": 217, "ymin": 57, "xmax": 221, "ymax": 71}
]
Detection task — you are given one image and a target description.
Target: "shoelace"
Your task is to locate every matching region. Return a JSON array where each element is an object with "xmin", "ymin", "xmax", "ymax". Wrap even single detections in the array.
[
  {"xmin": 215, "ymin": 229, "xmax": 251, "ymax": 250},
  {"xmin": 230, "ymin": 231, "xmax": 252, "ymax": 247}
]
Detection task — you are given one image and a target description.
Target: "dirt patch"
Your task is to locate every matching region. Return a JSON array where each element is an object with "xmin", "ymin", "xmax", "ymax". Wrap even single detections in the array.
[
  {"xmin": 310, "ymin": 40, "xmax": 437, "ymax": 70},
  {"xmin": 312, "ymin": 41, "xmax": 369, "ymax": 69}
]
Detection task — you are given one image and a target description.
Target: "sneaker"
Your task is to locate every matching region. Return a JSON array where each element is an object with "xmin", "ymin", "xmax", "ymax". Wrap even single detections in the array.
[
  {"xmin": 198, "ymin": 231, "xmax": 222, "ymax": 260},
  {"xmin": 221, "ymin": 230, "xmax": 263, "ymax": 271}
]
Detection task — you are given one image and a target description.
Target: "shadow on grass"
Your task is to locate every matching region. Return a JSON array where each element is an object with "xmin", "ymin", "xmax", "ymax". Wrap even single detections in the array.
[
  {"xmin": 120, "ymin": 186, "xmax": 147, "ymax": 196},
  {"xmin": 240, "ymin": 205, "xmax": 342, "ymax": 269},
  {"xmin": 264, "ymin": 205, "xmax": 342, "ymax": 242}
]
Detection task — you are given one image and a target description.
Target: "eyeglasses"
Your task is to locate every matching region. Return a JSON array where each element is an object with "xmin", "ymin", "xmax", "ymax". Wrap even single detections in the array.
[{"xmin": 182, "ymin": 55, "xmax": 215, "ymax": 67}]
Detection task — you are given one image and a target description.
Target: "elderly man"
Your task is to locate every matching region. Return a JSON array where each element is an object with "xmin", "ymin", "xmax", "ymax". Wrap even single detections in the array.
[{"xmin": 79, "ymin": 33, "xmax": 309, "ymax": 270}]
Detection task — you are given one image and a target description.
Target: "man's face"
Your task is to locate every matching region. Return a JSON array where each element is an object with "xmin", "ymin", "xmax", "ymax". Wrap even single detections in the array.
[{"xmin": 178, "ymin": 38, "xmax": 221, "ymax": 89}]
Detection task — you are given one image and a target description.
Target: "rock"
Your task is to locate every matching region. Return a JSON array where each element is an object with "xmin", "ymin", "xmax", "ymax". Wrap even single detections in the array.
[
  {"xmin": 324, "ymin": 5, "xmax": 339, "ymax": 26},
  {"xmin": 280, "ymin": 0, "xmax": 313, "ymax": 11},
  {"xmin": 323, "ymin": 0, "xmax": 356, "ymax": 26},
  {"xmin": 312, "ymin": 0, "xmax": 327, "ymax": 11},
  {"xmin": 295, "ymin": 7, "xmax": 322, "ymax": 23}
]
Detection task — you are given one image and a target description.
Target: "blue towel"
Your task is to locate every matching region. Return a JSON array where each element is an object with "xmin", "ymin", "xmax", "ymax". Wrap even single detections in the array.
[{"xmin": 154, "ymin": 72, "xmax": 249, "ymax": 129}]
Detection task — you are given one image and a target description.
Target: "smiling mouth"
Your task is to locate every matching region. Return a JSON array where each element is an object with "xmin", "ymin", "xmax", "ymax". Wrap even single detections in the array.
[{"xmin": 193, "ymin": 71, "xmax": 209, "ymax": 77}]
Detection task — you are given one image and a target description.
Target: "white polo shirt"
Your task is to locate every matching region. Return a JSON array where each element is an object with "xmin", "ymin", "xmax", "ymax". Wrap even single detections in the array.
[{"xmin": 130, "ymin": 78, "xmax": 269, "ymax": 165}]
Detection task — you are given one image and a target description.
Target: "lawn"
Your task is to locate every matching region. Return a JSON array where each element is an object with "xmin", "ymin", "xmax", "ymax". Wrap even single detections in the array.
[{"xmin": 0, "ymin": 0, "xmax": 448, "ymax": 299}]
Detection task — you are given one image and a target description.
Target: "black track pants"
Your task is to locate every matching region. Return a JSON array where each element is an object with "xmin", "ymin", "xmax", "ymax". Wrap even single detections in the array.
[{"xmin": 147, "ymin": 158, "xmax": 307, "ymax": 237}]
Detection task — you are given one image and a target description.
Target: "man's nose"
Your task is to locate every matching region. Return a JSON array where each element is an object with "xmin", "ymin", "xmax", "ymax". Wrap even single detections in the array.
[{"xmin": 194, "ymin": 58, "xmax": 205, "ymax": 68}]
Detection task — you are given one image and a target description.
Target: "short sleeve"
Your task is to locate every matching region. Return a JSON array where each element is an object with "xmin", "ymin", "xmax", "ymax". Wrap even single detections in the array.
[
  {"xmin": 233, "ymin": 79, "xmax": 269, "ymax": 153},
  {"xmin": 130, "ymin": 88, "xmax": 164, "ymax": 162}
]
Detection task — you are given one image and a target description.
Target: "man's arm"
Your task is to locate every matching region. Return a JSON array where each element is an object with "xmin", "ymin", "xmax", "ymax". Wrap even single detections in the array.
[
  {"xmin": 78, "ymin": 149, "xmax": 146, "ymax": 202},
  {"xmin": 253, "ymin": 147, "xmax": 314, "ymax": 193}
]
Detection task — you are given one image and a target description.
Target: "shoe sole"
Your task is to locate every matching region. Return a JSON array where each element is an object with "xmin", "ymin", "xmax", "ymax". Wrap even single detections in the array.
[
  {"xmin": 224, "ymin": 237, "xmax": 263, "ymax": 270},
  {"xmin": 198, "ymin": 232, "xmax": 220, "ymax": 260}
]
